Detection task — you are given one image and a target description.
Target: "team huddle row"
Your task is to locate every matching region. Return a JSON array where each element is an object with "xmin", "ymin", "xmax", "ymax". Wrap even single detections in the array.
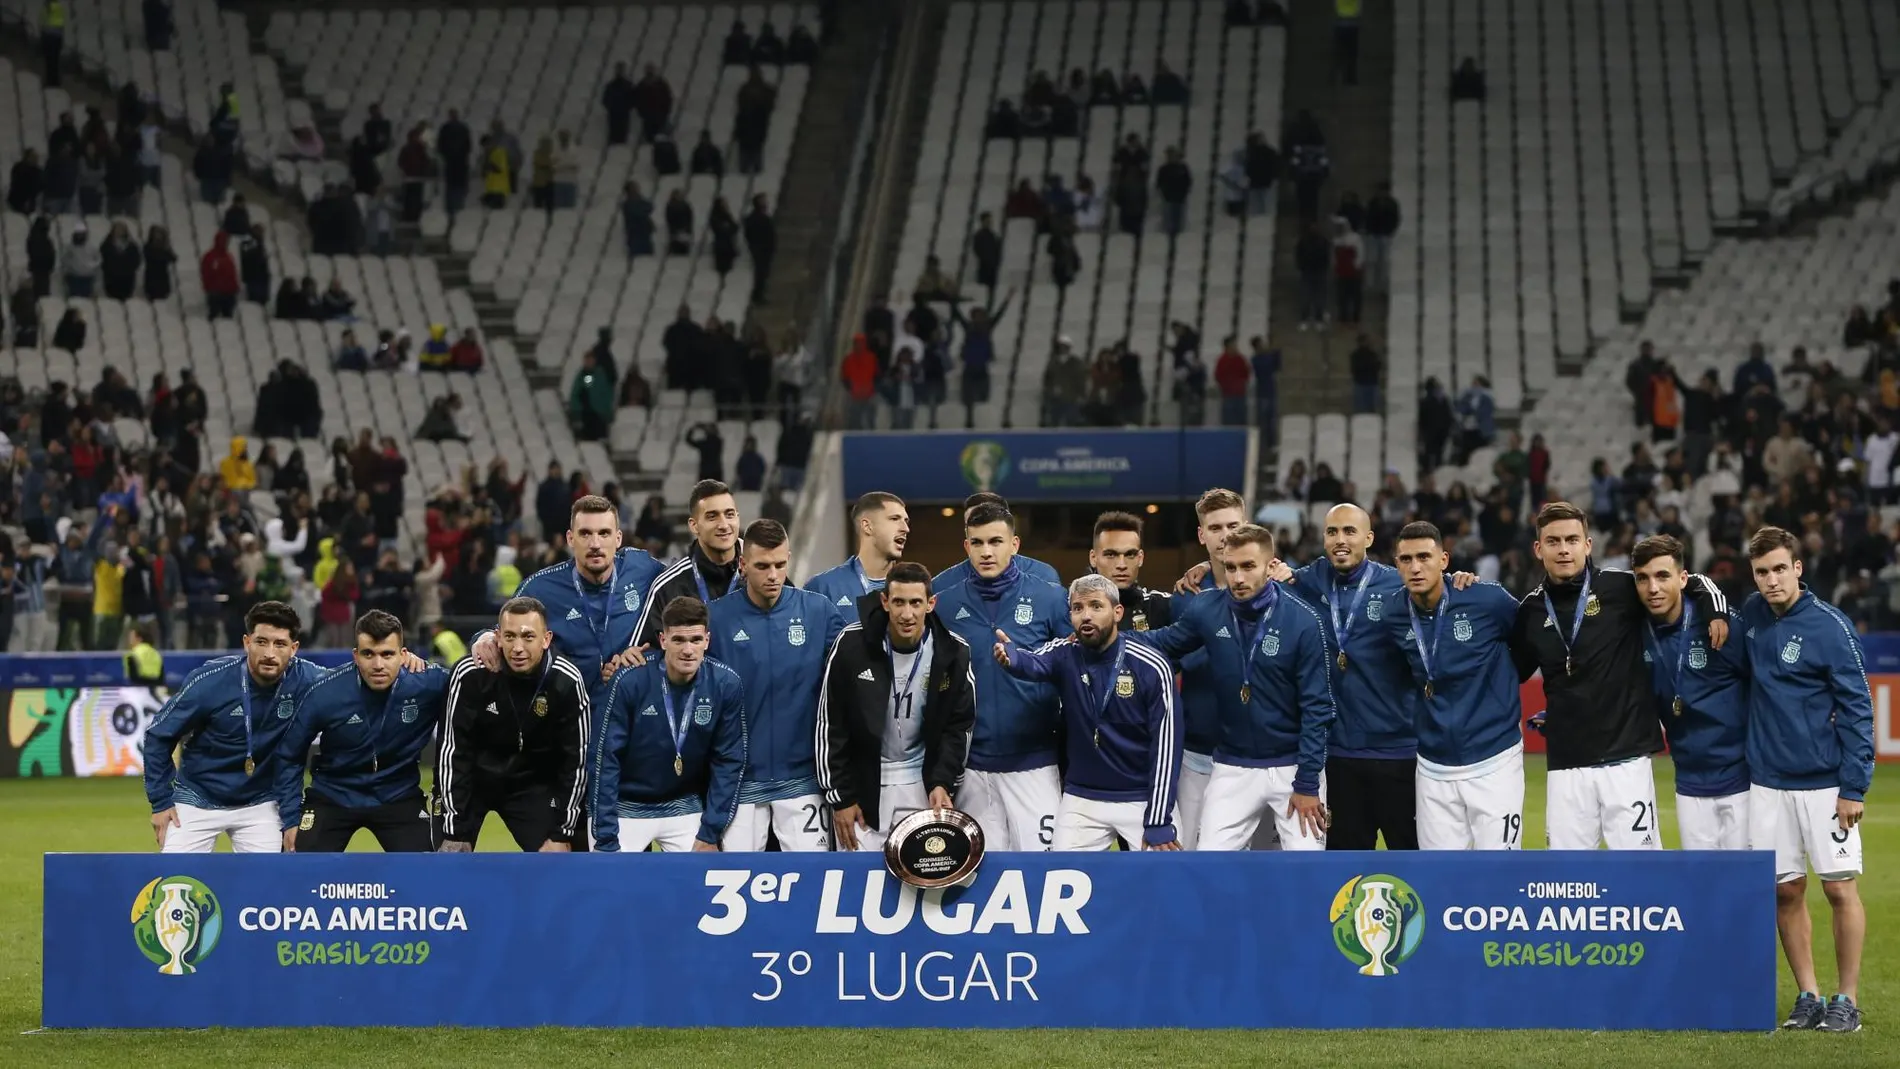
[{"xmin": 138, "ymin": 483, "xmax": 1871, "ymax": 867}]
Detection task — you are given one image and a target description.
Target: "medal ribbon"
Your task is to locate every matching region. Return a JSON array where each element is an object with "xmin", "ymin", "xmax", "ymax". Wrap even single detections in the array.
[
  {"xmin": 886, "ymin": 632, "xmax": 931, "ymax": 709},
  {"xmin": 660, "ymin": 673, "xmax": 697, "ymax": 769},
  {"xmin": 237, "ymin": 669, "xmax": 260, "ymax": 774},
  {"xmin": 1541, "ymin": 569, "xmax": 1593, "ymax": 674},
  {"xmin": 570, "ymin": 558, "xmax": 617, "ymax": 647},
  {"xmin": 692, "ymin": 557, "xmax": 741, "ymax": 607},
  {"xmin": 851, "ymin": 555, "xmax": 885, "ymax": 595},
  {"xmin": 1642, "ymin": 602, "xmax": 1695, "ymax": 708},
  {"xmin": 1330, "ymin": 564, "xmax": 1373, "ymax": 653},
  {"xmin": 1087, "ymin": 634, "xmax": 1128, "ymax": 743},
  {"xmin": 1406, "ymin": 589, "xmax": 1447, "ymax": 694},
  {"xmin": 1230, "ymin": 584, "xmax": 1277, "ymax": 668}
]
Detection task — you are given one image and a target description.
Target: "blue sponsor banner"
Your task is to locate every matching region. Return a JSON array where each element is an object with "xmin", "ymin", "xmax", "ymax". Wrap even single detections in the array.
[
  {"xmin": 1865, "ymin": 633, "xmax": 1900, "ymax": 672},
  {"xmin": 840, "ymin": 428, "xmax": 1248, "ymax": 502},
  {"xmin": 0, "ymin": 651, "xmax": 352, "ymax": 690},
  {"xmin": 46, "ymin": 851, "xmax": 1773, "ymax": 1030}
]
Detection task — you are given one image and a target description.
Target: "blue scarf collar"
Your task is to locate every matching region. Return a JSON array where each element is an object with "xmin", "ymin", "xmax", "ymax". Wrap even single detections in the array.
[
  {"xmin": 1333, "ymin": 557, "xmax": 1371, "ymax": 585},
  {"xmin": 970, "ymin": 560, "xmax": 1021, "ymax": 602},
  {"xmin": 1231, "ymin": 584, "xmax": 1277, "ymax": 619}
]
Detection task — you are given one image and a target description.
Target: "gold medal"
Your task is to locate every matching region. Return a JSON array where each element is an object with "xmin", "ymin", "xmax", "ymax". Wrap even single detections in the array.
[
  {"xmin": 1672, "ymin": 696, "xmax": 1683, "ymax": 717},
  {"xmin": 1423, "ymin": 682, "xmax": 1434, "ymax": 700},
  {"xmin": 1239, "ymin": 684, "xmax": 1250, "ymax": 704},
  {"xmin": 244, "ymin": 756, "xmax": 255, "ymax": 776},
  {"xmin": 1336, "ymin": 652, "xmax": 1348, "ymax": 671},
  {"xmin": 674, "ymin": 755, "xmax": 684, "ymax": 777}
]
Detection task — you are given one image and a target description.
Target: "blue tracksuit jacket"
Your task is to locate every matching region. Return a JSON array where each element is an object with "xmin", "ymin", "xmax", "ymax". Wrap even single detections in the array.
[
  {"xmin": 934, "ymin": 570, "xmax": 1071, "ymax": 772},
  {"xmin": 1739, "ymin": 589, "xmax": 1875, "ymax": 801},
  {"xmin": 143, "ymin": 655, "xmax": 330, "ymax": 812},
  {"xmin": 1380, "ymin": 582, "xmax": 1522, "ymax": 768},
  {"xmin": 1175, "ymin": 574, "xmax": 1227, "ymax": 758},
  {"xmin": 1281, "ymin": 558, "xmax": 1418, "ymax": 758},
  {"xmin": 1135, "ymin": 584, "xmax": 1335, "ymax": 794},
  {"xmin": 594, "ymin": 657, "xmax": 748, "ymax": 847},
  {"xmin": 1002, "ymin": 633, "xmax": 1182, "ymax": 844},
  {"xmin": 934, "ymin": 553, "xmax": 1062, "ymax": 591},
  {"xmin": 804, "ymin": 556, "xmax": 887, "ymax": 613},
  {"xmin": 1645, "ymin": 606, "xmax": 1750, "ymax": 798},
  {"xmin": 513, "ymin": 548, "xmax": 665, "ymax": 700},
  {"xmin": 709, "ymin": 586, "xmax": 845, "ymax": 803},
  {"xmin": 273, "ymin": 663, "xmax": 452, "ymax": 827}
]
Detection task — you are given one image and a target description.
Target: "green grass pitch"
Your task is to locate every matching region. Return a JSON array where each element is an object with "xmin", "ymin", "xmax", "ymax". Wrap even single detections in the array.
[{"xmin": 1, "ymin": 760, "xmax": 1895, "ymax": 1067}]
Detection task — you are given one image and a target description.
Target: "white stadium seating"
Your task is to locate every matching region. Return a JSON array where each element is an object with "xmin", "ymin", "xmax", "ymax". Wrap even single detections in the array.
[
  {"xmin": 893, "ymin": 0, "xmax": 1283, "ymax": 428},
  {"xmin": 1384, "ymin": 0, "xmax": 1900, "ymax": 515},
  {"xmin": 0, "ymin": 46, "xmax": 617, "ymax": 556}
]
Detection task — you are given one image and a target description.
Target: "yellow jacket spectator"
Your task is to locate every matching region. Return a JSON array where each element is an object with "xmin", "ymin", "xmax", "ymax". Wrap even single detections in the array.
[
  {"xmin": 419, "ymin": 324, "xmax": 453, "ymax": 370},
  {"xmin": 219, "ymin": 436, "xmax": 257, "ymax": 491},
  {"xmin": 482, "ymin": 140, "xmax": 512, "ymax": 206},
  {"xmin": 124, "ymin": 627, "xmax": 164, "ymax": 683},
  {"xmin": 92, "ymin": 552, "xmax": 125, "ymax": 617},
  {"xmin": 312, "ymin": 536, "xmax": 340, "ymax": 590},
  {"xmin": 92, "ymin": 546, "xmax": 126, "ymax": 650},
  {"xmin": 431, "ymin": 626, "xmax": 467, "ymax": 666},
  {"xmin": 487, "ymin": 545, "xmax": 522, "ymax": 604}
]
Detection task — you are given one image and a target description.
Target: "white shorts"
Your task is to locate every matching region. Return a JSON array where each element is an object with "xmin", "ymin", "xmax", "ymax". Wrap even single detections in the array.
[
  {"xmin": 1175, "ymin": 758, "xmax": 1211, "ymax": 850},
  {"xmin": 959, "ymin": 766, "xmax": 1060, "ymax": 851},
  {"xmin": 723, "ymin": 795, "xmax": 832, "ymax": 852},
  {"xmin": 1546, "ymin": 757, "xmax": 1660, "ymax": 850},
  {"xmin": 1416, "ymin": 745, "xmax": 1524, "ymax": 851},
  {"xmin": 163, "ymin": 801, "xmax": 282, "ymax": 854},
  {"xmin": 616, "ymin": 813, "xmax": 702, "ymax": 852},
  {"xmin": 1676, "ymin": 791, "xmax": 1750, "ymax": 851},
  {"xmin": 1749, "ymin": 784, "xmax": 1863, "ymax": 882},
  {"xmin": 1198, "ymin": 763, "xmax": 1326, "ymax": 851},
  {"xmin": 854, "ymin": 781, "xmax": 929, "ymax": 852},
  {"xmin": 1053, "ymin": 794, "xmax": 1148, "ymax": 851}
]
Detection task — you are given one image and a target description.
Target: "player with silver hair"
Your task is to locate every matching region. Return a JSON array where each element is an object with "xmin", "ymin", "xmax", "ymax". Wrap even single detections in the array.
[{"xmin": 993, "ymin": 571, "xmax": 1182, "ymax": 850}]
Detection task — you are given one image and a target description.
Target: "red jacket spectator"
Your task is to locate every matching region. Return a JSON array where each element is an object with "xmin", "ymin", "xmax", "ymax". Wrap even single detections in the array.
[
  {"xmin": 200, "ymin": 231, "xmax": 238, "ymax": 296},
  {"xmin": 842, "ymin": 333, "xmax": 878, "ymax": 400},
  {"xmin": 425, "ymin": 508, "xmax": 465, "ymax": 573},
  {"xmin": 1214, "ymin": 346, "xmax": 1250, "ymax": 398},
  {"xmin": 319, "ymin": 568, "xmax": 360, "ymax": 626},
  {"xmin": 450, "ymin": 331, "xmax": 485, "ymax": 371},
  {"xmin": 1004, "ymin": 179, "xmax": 1045, "ymax": 223}
]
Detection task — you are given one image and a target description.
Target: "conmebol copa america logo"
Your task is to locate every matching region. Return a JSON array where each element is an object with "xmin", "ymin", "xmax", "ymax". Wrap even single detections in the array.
[
  {"xmin": 1330, "ymin": 873, "xmax": 1423, "ymax": 977},
  {"xmin": 131, "ymin": 875, "xmax": 222, "ymax": 975}
]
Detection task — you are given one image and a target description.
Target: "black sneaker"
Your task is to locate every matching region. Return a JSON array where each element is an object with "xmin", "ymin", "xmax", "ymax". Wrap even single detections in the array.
[
  {"xmin": 1816, "ymin": 995, "xmax": 1862, "ymax": 1033},
  {"xmin": 1782, "ymin": 992, "xmax": 1825, "ymax": 1030}
]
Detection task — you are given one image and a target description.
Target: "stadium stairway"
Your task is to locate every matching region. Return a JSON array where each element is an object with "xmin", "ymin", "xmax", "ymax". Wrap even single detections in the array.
[
  {"xmin": 232, "ymin": 7, "xmax": 541, "ymax": 391},
  {"xmin": 1263, "ymin": 0, "xmax": 1395, "ymax": 480},
  {"xmin": 747, "ymin": 0, "xmax": 895, "ymax": 347},
  {"xmin": 0, "ymin": 13, "xmax": 307, "ymax": 242}
]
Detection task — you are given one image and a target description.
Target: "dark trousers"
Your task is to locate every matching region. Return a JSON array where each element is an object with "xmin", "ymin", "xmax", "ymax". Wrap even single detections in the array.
[
  {"xmin": 41, "ymin": 31, "xmax": 62, "ymax": 87},
  {"xmin": 56, "ymin": 600, "xmax": 91, "ymax": 651},
  {"xmin": 298, "ymin": 795, "xmax": 436, "ymax": 852},
  {"xmin": 444, "ymin": 782, "xmax": 565, "ymax": 851},
  {"xmin": 750, "ymin": 251, "xmax": 771, "ymax": 301},
  {"xmin": 1335, "ymin": 276, "xmax": 1362, "ymax": 324},
  {"xmin": 208, "ymin": 293, "xmax": 236, "ymax": 318},
  {"xmin": 1333, "ymin": 23, "xmax": 1360, "ymax": 84},
  {"xmin": 1324, "ymin": 755, "xmax": 1419, "ymax": 851},
  {"xmin": 607, "ymin": 111, "xmax": 632, "ymax": 146}
]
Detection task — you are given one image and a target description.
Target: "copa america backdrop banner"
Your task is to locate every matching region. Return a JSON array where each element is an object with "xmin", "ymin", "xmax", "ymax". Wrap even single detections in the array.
[
  {"xmin": 839, "ymin": 428, "xmax": 1248, "ymax": 502},
  {"xmin": 0, "ymin": 653, "xmax": 355, "ymax": 779},
  {"xmin": 46, "ymin": 852, "xmax": 1774, "ymax": 1030}
]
